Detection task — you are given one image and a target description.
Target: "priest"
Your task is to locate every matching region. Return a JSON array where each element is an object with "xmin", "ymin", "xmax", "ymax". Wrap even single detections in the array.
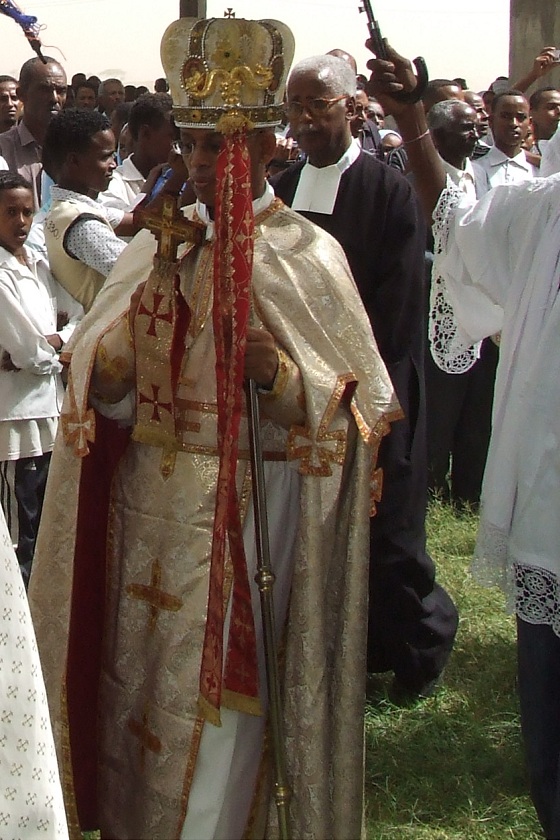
[
  {"xmin": 272, "ymin": 54, "xmax": 459, "ymax": 700},
  {"xmin": 29, "ymin": 14, "xmax": 399, "ymax": 840}
]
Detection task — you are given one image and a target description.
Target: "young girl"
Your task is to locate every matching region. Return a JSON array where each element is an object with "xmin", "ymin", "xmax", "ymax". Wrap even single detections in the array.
[{"xmin": 0, "ymin": 172, "xmax": 82, "ymax": 586}]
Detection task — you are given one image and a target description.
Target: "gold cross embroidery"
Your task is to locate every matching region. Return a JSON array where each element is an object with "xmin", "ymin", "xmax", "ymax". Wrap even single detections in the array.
[
  {"xmin": 126, "ymin": 558, "xmax": 183, "ymax": 631},
  {"xmin": 127, "ymin": 712, "xmax": 162, "ymax": 770},
  {"xmin": 61, "ymin": 407, "xmax": 96, "ymax": 457}
]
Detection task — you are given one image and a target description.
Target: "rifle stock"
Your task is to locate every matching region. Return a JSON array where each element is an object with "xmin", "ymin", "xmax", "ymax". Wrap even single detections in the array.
[{"xmin": 359, "ymin": 1, "xmax": 429, "ymax": 104}]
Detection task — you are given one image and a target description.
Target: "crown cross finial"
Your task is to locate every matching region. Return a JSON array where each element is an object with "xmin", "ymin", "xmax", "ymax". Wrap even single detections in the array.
[{"xmin": 224, "ymin": 7, "xmax": 235, "ymax": 17}]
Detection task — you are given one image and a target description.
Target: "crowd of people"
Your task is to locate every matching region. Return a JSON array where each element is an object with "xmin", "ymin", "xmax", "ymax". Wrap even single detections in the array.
[{"xmin": 0, "ymin": 9, "xmax": 558, "ymax": 839}]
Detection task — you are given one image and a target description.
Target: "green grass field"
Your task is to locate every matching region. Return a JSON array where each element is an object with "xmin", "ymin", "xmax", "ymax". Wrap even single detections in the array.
[{"xmin": 365, "ymin": 501, "xmax": 542, "ymax": 839}]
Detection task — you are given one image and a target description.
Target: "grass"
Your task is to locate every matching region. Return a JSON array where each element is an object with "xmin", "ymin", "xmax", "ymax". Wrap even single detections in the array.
[{"xmin": 365, "ymin": 500, "xmax": 542, "ymax": 839}]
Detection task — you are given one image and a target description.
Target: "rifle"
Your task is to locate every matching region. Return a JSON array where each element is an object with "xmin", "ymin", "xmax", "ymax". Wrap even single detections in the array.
[{"xmin": 359, "ymin": 0, "xmax": 428, "ymax": 104}]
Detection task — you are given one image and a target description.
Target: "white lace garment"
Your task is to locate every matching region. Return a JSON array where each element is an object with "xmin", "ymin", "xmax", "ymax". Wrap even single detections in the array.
[{"xmin": 432, "ymin": 174, "xmax": 560, "ymax": 637}]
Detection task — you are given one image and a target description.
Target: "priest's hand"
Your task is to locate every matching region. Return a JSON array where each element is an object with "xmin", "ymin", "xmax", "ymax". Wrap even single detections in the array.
[
  {"xmin": 245, "ymin": 327, "xmax": 279, "ymax": 390},
  {"xmin": 366, "ymin": 41, "xmax": 418, "ymax": 116}
]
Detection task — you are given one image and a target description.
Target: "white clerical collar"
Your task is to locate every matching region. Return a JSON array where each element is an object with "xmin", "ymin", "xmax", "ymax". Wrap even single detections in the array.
[
  {"xmin": 196, "ymin": 181, "xmax": 275, "ymax": 241},
  {"xmin": 292, "ymin": 139, "xmax": 361, "ymax": 215}
]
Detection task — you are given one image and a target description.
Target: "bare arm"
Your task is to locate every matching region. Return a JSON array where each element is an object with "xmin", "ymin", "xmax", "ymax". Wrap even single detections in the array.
[{"xmin": 512, "ymin": 47, "xmax": 560, "ymax": 93}]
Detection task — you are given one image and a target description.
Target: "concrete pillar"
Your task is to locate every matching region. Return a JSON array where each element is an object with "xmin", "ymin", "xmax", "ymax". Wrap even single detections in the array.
[{"xmin": 510, "ymin": 0, "xmax": 560, "ymax": 92}]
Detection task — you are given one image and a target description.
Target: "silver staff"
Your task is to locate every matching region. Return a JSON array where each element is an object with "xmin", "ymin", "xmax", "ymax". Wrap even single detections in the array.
[{"xmin": 246, "ymin": 379, "xmax": 291, "ymax": 840}]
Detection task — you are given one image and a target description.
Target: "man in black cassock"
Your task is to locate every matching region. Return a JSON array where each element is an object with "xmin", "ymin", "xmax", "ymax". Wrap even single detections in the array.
[{"xmin": 272, "ymin": 53, "xmax": 458, "ymax": 698}]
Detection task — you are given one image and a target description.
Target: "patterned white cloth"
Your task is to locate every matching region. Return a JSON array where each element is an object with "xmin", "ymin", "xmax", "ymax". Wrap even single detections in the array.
[
  {"xmin": 0, "ymin": 506, "xmax": 68, "ymax": 839},
  {"xmin": 429, "ymin": 174, "xmax": 480, "ymax": 374},
  {"xmin": 49, "ymin": 187, "xmax": 125, "ymax": 279},
  {"xmin": 433, "ymin": 174, "xmax": 560, "ymax": 634}
]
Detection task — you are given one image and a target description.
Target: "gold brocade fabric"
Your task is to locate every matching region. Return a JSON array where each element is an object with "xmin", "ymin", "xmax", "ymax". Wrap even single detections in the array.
[{"xmin": 29, "ymin": 202, "xmax": 400, "ymax": 839}]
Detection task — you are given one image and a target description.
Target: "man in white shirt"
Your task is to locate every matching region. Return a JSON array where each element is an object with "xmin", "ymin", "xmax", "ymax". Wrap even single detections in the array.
[
  {"xmin": 427, "ymin": 99, "xmax": 478, "ymax": 199},
  {"xmin": 100, "ymin": 93, "xmax": 176, "ymax": 211},
  {"xmin": 424, "ymin": 99, "xmax": 498, "ymax": 509},
  {"xmin": 0, "ymin": 172, "xmax": 82, "ymax": 584},
  {"xmin": 473, "ymin": 91, "xmax": 537, "ymax": 192}
]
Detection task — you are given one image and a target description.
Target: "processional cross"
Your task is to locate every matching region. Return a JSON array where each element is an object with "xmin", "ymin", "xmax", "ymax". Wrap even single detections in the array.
[{"xmin": 135, "ymin": 195, "xmax": 204, "ymax": 263}]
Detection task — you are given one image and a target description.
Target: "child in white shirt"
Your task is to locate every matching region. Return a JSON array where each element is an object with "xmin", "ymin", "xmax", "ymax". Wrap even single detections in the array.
[{"xmin": 0, "ymin": 172, "xmax": 82, "ymax": 585}]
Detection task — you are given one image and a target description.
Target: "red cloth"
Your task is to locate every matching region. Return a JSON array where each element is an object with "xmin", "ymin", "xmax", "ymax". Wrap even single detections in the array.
[
  {"xmin": 198, "ymin": 132, "xmax": 260, "ymax": 723},
  {"xmin": 66, "ymin": 413, "xmax": 130, "ymax": 829}
]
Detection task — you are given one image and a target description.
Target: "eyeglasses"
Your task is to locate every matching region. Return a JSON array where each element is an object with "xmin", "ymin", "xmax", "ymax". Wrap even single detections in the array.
[{"xmin": 286, "ymin": 94, "xmax": 349, "ymax": 119}]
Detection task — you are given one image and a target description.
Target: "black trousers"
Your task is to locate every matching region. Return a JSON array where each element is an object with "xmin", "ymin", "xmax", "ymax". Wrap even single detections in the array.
[
  {"xmin": 14, "ymin": 453, "xmax": 51, "ymax": 587},
  {"xmin": 517, "ymin": 617, "xmax": 560, "ymax": 839},
  {"xmin": 425, "ymin": 339, "xmax": 498, "ymax": 508},
  {"xmin": 368, "ymin": 355, "xmax": 459, "ymax": 690}
]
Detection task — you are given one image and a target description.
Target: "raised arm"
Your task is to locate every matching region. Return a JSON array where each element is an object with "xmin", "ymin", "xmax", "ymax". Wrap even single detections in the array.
[
  {"xmin": 367, "ymin": 42, "xmax": 446, "ymax": 221},
  {"xmin": 512, "ymin": 47, "xmax": 560, "ymax": 93}
]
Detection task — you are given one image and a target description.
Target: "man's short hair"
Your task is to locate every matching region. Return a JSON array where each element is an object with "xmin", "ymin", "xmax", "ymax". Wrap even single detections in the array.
[
  {"xmin": 422, "ymin": 78, "xmax": 461, "ymax": 112},
  {"xmin": 0, "ymin": 75, "xmax": 17, "ymax": 86},
  {"xmin": 43, "ymin": 108, "xmax": 111, "ymax": 172},
  {"xmin": 491, "ymin": 89, "xmax": 526, "ymax": 113},
  {"xmin": 0, "ymin": 171, "xmax": 32, "ymax": 194},
  {"xmin": 19, "ymin": 57, "xmax": 63, "ymax": 91},
  {"xmin": 289, "ymin": 55, "xmax": 357, "ymax": 97},
  {"xmin": 529, "ymin": 86, "xmax": 558, "ymax": 111},
  {"xmin": 112, "ymin": 101, "xmax": 133, "ymax": 128},
  {"xmin": 98, "ymin": 78, "xmax": 123, "ymax": 97},
  {"xmin": 127, "ymin": 93, "xmax": 173, "ymax": 140},
  {"xmin": 427, "ymin": 99, "xmax": 466, "ymax": 131},
  {"xmin": 75, "ymin": 81, "xmax": 97, "ymax": 96}
]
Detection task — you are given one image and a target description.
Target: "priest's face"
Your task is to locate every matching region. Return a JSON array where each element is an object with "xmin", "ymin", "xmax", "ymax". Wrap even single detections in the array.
[
  {"xmin": 179, "ymin": 128, "xmax": 275, "ymax": 208},
  {"xmin": 286, "ymin": 68, "xmax": 354, "ymax": 167}
]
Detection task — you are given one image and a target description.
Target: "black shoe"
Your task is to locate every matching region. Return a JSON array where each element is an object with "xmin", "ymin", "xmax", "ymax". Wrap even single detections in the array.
[{"xmin": 388, "ymin": 674, "xmax": 441, "ymax": 706}]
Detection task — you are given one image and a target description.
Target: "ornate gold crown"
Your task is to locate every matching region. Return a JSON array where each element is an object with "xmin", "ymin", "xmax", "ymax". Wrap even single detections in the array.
[{"xmin": 160, "ymin": 15, "xmax": 294, "ymax": 134}]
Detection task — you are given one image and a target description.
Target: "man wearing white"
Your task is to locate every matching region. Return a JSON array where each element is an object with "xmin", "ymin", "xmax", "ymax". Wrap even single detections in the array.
[
  {"xmin": 369, "ymin": 43, "xmax": 560, "ymax": 839},
  {"xmin": 472, "ymin": 90, "xmax": 537, "ymax": 192}
]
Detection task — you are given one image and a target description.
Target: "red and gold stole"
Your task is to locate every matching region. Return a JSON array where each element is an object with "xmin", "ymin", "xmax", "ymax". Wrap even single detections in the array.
[{"xmin": 198, "ymin": 132, "xmax": 261, "ymax": 725}]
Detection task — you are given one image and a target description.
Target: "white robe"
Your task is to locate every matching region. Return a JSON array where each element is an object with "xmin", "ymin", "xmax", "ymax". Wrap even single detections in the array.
[
  {"xmin": 433, "ymin": 174, "xmax": 560, "ymax": 633},
  {"xmin": 0, "ymin": 506, "xmax": 68, "ymax": 839}
]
